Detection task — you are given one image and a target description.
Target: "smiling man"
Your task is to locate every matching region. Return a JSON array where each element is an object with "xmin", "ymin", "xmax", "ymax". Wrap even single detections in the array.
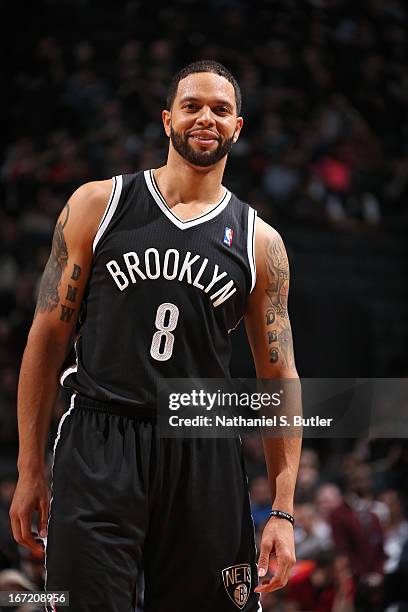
[{"xmin": 10, "ymin": 60, "xmax": 301, "ymax": 611}]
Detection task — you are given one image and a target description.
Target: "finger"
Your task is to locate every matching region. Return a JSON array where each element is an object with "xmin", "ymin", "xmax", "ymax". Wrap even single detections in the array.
[
  {"xmin": 257, "ymin": 540, "xmax": 273, "ymax": 578},
  {"xmin": 274, "ymin": 557, "xmax": 292, "ymax": 586},
  {"xmin": 38, "ymin": 495, "xmax": 50, "ymax": 538},
  {"xmin": 9, "ymin": 510, "xmax": 23, "ymax": 545},
  {"xmin": 255, "ymin": 558, "xmax": 293, "ymax": 593},
  {"xmin": 255, "ymin": 575, "xmax": 287, "ymax": 593},
  {"xmin": 278, "ymin": 566, "xmax": 292, "ymax": 590},
  {"xmin": 19, "ymin": 513, "xmax": 43, "ymax": 553}
]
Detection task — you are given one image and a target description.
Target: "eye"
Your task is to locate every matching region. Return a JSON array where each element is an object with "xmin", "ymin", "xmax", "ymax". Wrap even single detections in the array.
[
  {"xmin": 184, "ymin": 103, "xmax": 198, "ymax": 111},
  {"xmin": 215, "ymin": 106, "xmax": 230, "ymax": 115}
]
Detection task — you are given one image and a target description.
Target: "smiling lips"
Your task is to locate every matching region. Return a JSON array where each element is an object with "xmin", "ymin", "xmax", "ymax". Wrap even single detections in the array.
[{"xmin": 188, "ymin": 130, "xmax": 219, "ymax": 144}]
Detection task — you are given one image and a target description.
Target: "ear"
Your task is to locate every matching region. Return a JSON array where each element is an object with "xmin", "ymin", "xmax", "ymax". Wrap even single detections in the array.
[
  {"xmin": 162, "ymin": 109, "xmax": 171, "ymax": 138},
  {"xmin": 232, "ymin": 116, "xmax": 244, "ymax": 143}
]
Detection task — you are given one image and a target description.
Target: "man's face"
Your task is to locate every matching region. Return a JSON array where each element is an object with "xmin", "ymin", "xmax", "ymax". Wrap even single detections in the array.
[
  {"xmin": 163, "ymin": 72, "xmax": 243, "ymax": 167},
  {"xmin": 316, "ymin": 486, "xmax": 341, "ymax": 518}
]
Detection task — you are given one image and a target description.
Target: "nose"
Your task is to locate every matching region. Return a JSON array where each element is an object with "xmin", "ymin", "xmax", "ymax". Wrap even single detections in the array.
[{"xmin": 196, "ymin": 105, "xmax": 215, "ymax": 127}]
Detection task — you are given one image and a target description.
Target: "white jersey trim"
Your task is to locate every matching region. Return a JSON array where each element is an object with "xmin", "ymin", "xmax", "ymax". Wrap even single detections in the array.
[
  {"xmin": 44, "ymin": 393, "xmax": 77, "ymax": 596},
  {"xmin": 60, "ymin": 364, "xmax": 77, "ymax": 385},
  {"xmin": 60, "ymin": 340, "xmax": 78, "ymax": 386},
  {"xmin": 247, "ymin": 207, "xmax": 257, "ymax": 293},
  {"xmin": 92, "ymin": 175, "xmax": 123, "ymax": 252},
  {"xmin": 144, "ymin": 169, "xmax": 232, "ymax": 230}
]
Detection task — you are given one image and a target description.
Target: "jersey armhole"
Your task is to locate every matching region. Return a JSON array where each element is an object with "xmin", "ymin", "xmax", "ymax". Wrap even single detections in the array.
[
  {"xmin": 92, "ymin": 175, "xmax": 123, "ymax": 253},
  {"xmin": 247, "ymin": 207, "xmax": 257, "ymax": 293}
]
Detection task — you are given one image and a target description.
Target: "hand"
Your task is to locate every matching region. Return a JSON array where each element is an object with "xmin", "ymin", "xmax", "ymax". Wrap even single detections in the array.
[
  {"xmin": 9, "ymin": 471, "xmax": 49, "ymax": 555},
  {"xmin": 254, "ymin": 517, "xmax": 296, "ymax": 593}
]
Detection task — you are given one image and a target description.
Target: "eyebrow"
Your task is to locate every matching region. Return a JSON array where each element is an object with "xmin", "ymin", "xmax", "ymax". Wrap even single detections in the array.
[{"xmin": 179, "ymin": 96, "xmax": 234, "ymax": 110}]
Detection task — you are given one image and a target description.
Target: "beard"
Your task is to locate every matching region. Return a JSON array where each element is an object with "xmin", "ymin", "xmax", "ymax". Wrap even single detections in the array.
[{"xmin": 170, "ymin": 125, "xmax": 234, "ymax": 167}]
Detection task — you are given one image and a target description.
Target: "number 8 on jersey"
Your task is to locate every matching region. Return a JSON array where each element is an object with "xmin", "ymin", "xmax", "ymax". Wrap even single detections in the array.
[{"xmin": 150, "ymin": 302, "xmax": 180, "ymax": 361}]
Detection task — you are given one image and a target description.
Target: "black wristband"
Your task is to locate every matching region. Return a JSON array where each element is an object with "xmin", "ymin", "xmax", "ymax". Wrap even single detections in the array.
[{"xmin": 269, "ymin": 510, "xmax": 294, "ymax": 525}]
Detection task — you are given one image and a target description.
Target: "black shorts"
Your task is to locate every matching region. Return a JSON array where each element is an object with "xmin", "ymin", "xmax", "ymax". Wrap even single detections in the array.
[{"xmin": 45, "ymin": 394, "xmax": 261, "ymax": 612}]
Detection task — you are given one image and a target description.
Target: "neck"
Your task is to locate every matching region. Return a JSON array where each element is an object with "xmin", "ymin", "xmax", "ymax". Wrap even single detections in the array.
[{"xmin": 154, "ymin": 145, "xmax": 227, "ymax": 205}]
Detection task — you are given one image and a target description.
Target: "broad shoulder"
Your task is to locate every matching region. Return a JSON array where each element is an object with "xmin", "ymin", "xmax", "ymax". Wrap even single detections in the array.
[
  {"xmin": 58, "ymin": 179, "xmax": 113, "ymax": 247},
  {"xmin": 254, "ymin": 216, "xmax": 288, "ymax": 275},
  {"xmin": 69, "ymin": 179, "xmax": 113, "ymax": 216}
]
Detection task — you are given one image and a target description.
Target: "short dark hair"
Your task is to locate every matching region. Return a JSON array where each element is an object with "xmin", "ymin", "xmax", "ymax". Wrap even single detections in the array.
[{"xmin": 166, "ymin": 60, "xmax": 242, "ymax": 115}]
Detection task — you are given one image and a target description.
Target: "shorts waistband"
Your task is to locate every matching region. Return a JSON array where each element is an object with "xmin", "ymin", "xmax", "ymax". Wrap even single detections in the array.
[{"xmin": 74, "ymin": 394, "xmax": 157, "ymax": 420}]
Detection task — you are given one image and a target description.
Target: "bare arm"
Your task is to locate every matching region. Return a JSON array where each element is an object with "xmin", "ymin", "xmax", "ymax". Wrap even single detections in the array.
[
  {"xmin": 10, "ymin": 180, "xmax": 112, "ymax": 553},
  {"xmin": 245, "ymin": 218, "xmax": 302, "ymax": 592}
]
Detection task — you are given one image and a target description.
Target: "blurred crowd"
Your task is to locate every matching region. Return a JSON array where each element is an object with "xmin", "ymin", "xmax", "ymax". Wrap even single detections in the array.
[
  {"xmin": 1, "ymin": 0, "xmax": 408, "ymax": 609},
  {"xmin": 246, "ymin": 440, "xmax": 408, "ymax": 611}
]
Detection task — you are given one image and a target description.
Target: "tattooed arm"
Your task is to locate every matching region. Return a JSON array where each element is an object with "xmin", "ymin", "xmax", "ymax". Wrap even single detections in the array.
[
  {"xmin": 34, "ymin": 202, "xmax": 82, "ymax": 322},
  {"xmin": 244, "ymin": 218, "xmax": 301, "ymax": 593},
  {"xmin": 10, "ymin": 179, "xmax": 112, "ymax": 553},
  {"xmin": 245, "ymin": 219, "xmax": 296, "ymax": 377}
]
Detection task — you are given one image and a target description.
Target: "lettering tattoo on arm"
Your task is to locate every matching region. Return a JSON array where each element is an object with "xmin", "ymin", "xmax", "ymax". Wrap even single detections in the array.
[
  {"xmin": 65, "ymin": 285, "xmax": 78, "ymax": 303},
  {"xmin": 264, "ymin": 233, "xmax": 295, "ymax": 369},
  {"xmin": 71, "ymin": 264, "xmax": 81, "ymax": 281},
  {"xmin": 59, "ymin": 263, "xmax": 81, "ymax": 322},
  {"xmin": 34, "ymin": 204, "xmax": 82, "ymax": 323}
]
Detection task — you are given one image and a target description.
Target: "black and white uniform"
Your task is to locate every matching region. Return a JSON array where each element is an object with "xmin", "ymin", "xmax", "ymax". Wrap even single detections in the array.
[{"xmin": 45, "ymin": 169, "xmax": 261, "ymax": 612}]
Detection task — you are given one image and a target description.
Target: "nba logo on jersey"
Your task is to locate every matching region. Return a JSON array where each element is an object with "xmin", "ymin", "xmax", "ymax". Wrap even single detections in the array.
[{"xmin": 223, "ymin": 227, "xmax": 234, "ymax": 246}]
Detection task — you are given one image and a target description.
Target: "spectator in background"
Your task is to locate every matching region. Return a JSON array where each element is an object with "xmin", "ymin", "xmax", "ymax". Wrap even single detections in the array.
[
  {"xmin": 311, "ymin": 151, "xmax": 353, "ymax": 224},
  {"xmin": 316, "ymin": 483, "xmax": 385, "ymax": 611},
  {"xmin": 379, "ymin": 489, "xmax": 408, "ymax": 609},
  {"xmin": 345, "ymin": 461, "xmax": 390, "ymax": 527},
  {"xmin": 285, "ymin": 550, "xmax": 355, "ymax": 612},
  {"xmin": 295, "ymin": 448, "xmax": 321, "ymax": 502},
  {"xmin": 294, "ymin": 501, "xmax": 332, "ymax": 560},
  {"xmin": 380, "ymin": 489, "xmax": 408, "ymax": 574}
]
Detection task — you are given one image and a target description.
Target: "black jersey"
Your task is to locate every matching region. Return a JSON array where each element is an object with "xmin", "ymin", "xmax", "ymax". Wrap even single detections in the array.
[{"xmin": 61, "ymin": 169, "xmax": 257, "ymax": 408}]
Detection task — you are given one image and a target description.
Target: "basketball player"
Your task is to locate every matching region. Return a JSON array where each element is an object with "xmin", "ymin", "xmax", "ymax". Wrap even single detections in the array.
[{"xmin": 10, "ymin": 61, "xmax": 301, "ymax": 611}]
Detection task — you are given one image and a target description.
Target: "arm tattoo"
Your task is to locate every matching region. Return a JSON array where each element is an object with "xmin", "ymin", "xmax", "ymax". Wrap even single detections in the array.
[
  {"xmin": 266, "ymin": 236, "xmax": 289, "ymax": 317},
  {"xmin": 35, "ymin": 204, "xmax": 70, "ymax": 316},
  {"xmin": 71, "ymin": 264, "xmax": 81, "ymax": 280},
  {"xmin": 265, "ymin": 232, "xmax": 295, "ymax": 369},
  {"xmin": 59, "ymin": 265, "xmax": 81, "ymax": 322}
]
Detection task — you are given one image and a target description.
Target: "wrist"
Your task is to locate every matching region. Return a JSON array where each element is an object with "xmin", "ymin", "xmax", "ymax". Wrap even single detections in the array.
[
  {"xmin": 269, "ymin": 509, "xmax": 295, "ymax": 526},
  {"xmin": 272, "ymin": 498, "xmax": 293, "ymax": 516},
  {"xmin": 17, "ymin": 458, "xmax": 46, "ymax": 476}
]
